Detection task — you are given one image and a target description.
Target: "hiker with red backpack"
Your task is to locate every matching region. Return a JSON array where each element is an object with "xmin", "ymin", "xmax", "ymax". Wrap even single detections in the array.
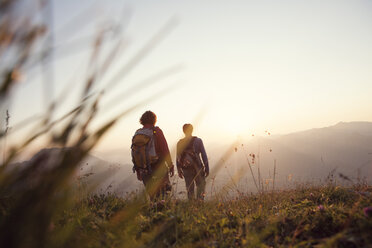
[
  {"xmin": 131, "ymin": 111, "xmax": 174, "ymax": 200},
  {"xmin": 177, "ymin": 124, "xmax": 209, "ymax": 200}
]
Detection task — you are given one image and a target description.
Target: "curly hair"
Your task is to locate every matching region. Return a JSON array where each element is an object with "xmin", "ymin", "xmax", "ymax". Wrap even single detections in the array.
[{"xmin": 140, "ymin": 111, "xmax": 157, "ymax": 126}]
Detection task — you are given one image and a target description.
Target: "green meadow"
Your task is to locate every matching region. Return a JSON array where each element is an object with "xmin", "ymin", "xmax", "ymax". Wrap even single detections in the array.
[{"xmin": 3, "ymin": 184, "xmax": 371, "ymax": 248}]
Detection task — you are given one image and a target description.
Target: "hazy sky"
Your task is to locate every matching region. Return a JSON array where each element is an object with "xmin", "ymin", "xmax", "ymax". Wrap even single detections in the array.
[{"xmin": 6, "ymin": 0, "xmax": 372, "ymax": 154}]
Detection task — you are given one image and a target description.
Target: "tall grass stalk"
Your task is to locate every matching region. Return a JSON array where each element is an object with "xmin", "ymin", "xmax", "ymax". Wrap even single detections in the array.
[
  {"xmin": 241, "ymin": 144, "xmax": 259, "ymax": 193},
  {"xmin": 272, "ymin": 159, "xmax": 276, "ymax": 192},
  {"xmin": 2, "ymin": 110, "xmax": 10, "ymax": 164}
]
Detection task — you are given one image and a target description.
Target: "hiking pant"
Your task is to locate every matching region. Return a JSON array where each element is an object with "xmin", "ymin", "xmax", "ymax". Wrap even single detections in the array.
[
  {"xmin": 183, "ymin": 167, "xmax": 206, "ymax": 200},
  {"xmin": 142, "ymin": 161, "xmax": 171, "ymax": 200}
]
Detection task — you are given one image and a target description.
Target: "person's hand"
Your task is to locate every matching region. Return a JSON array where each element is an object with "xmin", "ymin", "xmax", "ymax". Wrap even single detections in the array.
[
  {"xmin": 178, "ymin": 169, "xmax": 184, "ymax": 179},
  {"xmin": 169, "ymin": 166, "xmax": 174, "ymax": 177},
  {"xmin": 204, "ymin": 168, "xmax": 209, "ymax": 178}
]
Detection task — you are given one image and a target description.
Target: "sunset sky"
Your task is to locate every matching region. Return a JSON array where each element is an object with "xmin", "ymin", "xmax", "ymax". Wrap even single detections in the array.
[{"xmin": 6, "ymin": 0, "xmax": 372, "ymax": 157}]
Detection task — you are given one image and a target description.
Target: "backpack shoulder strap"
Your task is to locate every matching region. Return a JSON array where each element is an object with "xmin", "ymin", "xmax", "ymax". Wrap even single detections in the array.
[
  {"xmin": 152, "ymin": 126, "xmax": 160, "ymax": 134},
  {"xmin": 134, "ymin": 127, "xmax": 155, "ymax": 137},
  {"xmin": 151, "ymin": 126, "xmax": 157, "ymax": 143},
  {"xmin": 184, "ymin": 136, "xmax": 197, "ymax": 152}
]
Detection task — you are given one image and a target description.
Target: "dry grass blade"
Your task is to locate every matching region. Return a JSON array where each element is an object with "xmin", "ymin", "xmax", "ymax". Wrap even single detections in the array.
[
  {"xmin": 0, "ymin": 97, "xmax": 101, "ymax": 167},
  {"xmin": 102, "ymin": 64, "xmax": 183, "ymax": 110},
  {"xmin": 24, "ymin": 31, "xmax": 112, "ymax": 72},
  {"xmin": 41, "ymin": 0, "xmax": 55, "ymax": 109},
  {"xmin": 96, "ymin": 39, "xmax": 125, "ymax": 81},
  {"xmin": 104, "ymin": 17, "xmax": 179, "ymax": 91},
  {"xmin": 1, "ymin": 91, "xmax": 96, "ymax": 140},
  {"xmin": 82, "ymin": 32, "xmax": 126, "ymax": 97},
  {"xmin": 0, "ymin": 114, "xmax": 43, "ymax": 138},
  {"xmin": 53, "ymin": 0, "xmax": 101, "ymax": 36},
  {"xmin": 90, "ymin": 84, "xmax": 178, "ymax": 148},
  {"xmin": 219, "ymin": 164, "xmax": 247, "ymax": 198},
  {"xmin": 208, "ymin": 143, "xmax": 237, "ymax": 182}
]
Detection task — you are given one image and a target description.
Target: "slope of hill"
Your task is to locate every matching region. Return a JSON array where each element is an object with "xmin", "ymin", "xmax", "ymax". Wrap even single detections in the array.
[
  {"xmin": 233, "ymin": 122, "xmax": 372, "ymax": 188},
  {"xmin": 204, "ymin": 122, "xmax": 372, "ymax": 192},
  {"xmin": 275, "ymin": 122, "xmax": 372, "ymax": 175},
  {"xmin": 12, "ymin": 147, "xmax": 142, "ymax": 196}
]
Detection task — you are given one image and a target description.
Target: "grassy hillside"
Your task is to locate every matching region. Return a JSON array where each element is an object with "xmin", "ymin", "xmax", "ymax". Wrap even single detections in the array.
[{"xmin": 3, "ymin": 184, "xmax": 370, "ymax": 248}]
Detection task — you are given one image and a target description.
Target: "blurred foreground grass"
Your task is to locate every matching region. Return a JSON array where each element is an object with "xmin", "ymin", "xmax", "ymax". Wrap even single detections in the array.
[
  {"xmin": 1, "ymin": 1, "xmax": 372, "ymax": 248},
  {"xmin": 3, "ymin": 185, "xmax": 370, "ymax": 248}
]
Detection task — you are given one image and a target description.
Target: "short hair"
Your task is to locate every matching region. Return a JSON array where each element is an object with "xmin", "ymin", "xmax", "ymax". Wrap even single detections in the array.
[
  {"xmin": 183, "ymin": 123, "xmax": 193, "ymax": 134},
  {"xmin": 140, "ymin": 111, "xmax": 157, "ymax": 126}
]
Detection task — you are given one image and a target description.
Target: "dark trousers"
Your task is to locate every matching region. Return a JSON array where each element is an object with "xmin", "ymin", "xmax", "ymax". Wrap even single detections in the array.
[
  {"xmin": 183, "ymin": 167, "xmax": 206, "ymax": 200},
  {"xmin": 142, "ymin": 162, "xmax": 171, "ymax": 200}
]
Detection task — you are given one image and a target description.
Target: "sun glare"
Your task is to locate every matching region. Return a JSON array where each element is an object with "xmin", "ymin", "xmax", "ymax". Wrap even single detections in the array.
[
  {"xmin": 205, "ymin": 105, "xmax": 257, "ymax": 142},
  {"xmin": 225, "ymin": 118, "xmax": 242, "ymax": 137}
]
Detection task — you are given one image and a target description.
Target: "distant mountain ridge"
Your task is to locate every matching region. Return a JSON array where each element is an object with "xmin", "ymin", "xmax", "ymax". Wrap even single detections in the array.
[
  {"xmin": 14, "ymin": 121, "xmax": 372, "ymax": 194},
  {"xmin": 331, "ymin": 121, "xmax": 372, "ymax": 136},
  {"xmin": 243, "ymin": 121, "xmax": 372, "ymax": 184},
  {"xmin": 284, "ymin": 121, "xmax": 372, "ymax": 137}
]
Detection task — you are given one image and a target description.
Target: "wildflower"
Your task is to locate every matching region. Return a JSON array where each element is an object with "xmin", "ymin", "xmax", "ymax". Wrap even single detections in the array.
[
  {"xmin": 363, "ymin": 207, "xmax": 372, "ymax": 218},
  {"xmin": 318, "ymin": 205, "xmax": 325, "ymax": 211},
  {"xmin": 309, "ymin": 193, "xmax": 314, "ymax": 198}
]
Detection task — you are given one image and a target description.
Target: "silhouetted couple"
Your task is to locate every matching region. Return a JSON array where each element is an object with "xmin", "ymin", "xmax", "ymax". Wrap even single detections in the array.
[{"xmin": 131, "ymin": 111, "xmax": 209, "ymax": 201}]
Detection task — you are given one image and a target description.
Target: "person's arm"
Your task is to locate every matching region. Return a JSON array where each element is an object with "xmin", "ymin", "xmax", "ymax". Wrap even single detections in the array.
[
  {"xmin": 196, "ymin": 138, "xmax": 209, "ymax": 176},
  {"xmin": 176, "ymin": 141, "xmax": 181, "ymax": 169},
  {"xmin": 176, "ymin": 141, "xmax": 184, "ymax": 178},
  {"xmin": 154, "ymin": 127, "xmax": 174, "ymax": 174}
]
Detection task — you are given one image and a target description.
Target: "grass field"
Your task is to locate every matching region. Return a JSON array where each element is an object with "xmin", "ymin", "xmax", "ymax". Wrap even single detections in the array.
[{"xmin": 13, "ymin": 184, "xmax": 368, "ymax": 248}]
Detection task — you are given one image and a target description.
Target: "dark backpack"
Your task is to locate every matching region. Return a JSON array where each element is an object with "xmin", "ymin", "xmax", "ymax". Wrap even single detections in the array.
[
  {"xmin": 180, "ymin": 137, "xmax": 199, "ymax": 169},
  {"xmin": 131, "ymin": 128, "xmax": 159, "ymax": 176}
]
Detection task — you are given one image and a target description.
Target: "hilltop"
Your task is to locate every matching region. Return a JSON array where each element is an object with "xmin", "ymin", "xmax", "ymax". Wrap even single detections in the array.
[{"xmin": 11, "ymin": 147, "xmax": 142, "ymax": 196}]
